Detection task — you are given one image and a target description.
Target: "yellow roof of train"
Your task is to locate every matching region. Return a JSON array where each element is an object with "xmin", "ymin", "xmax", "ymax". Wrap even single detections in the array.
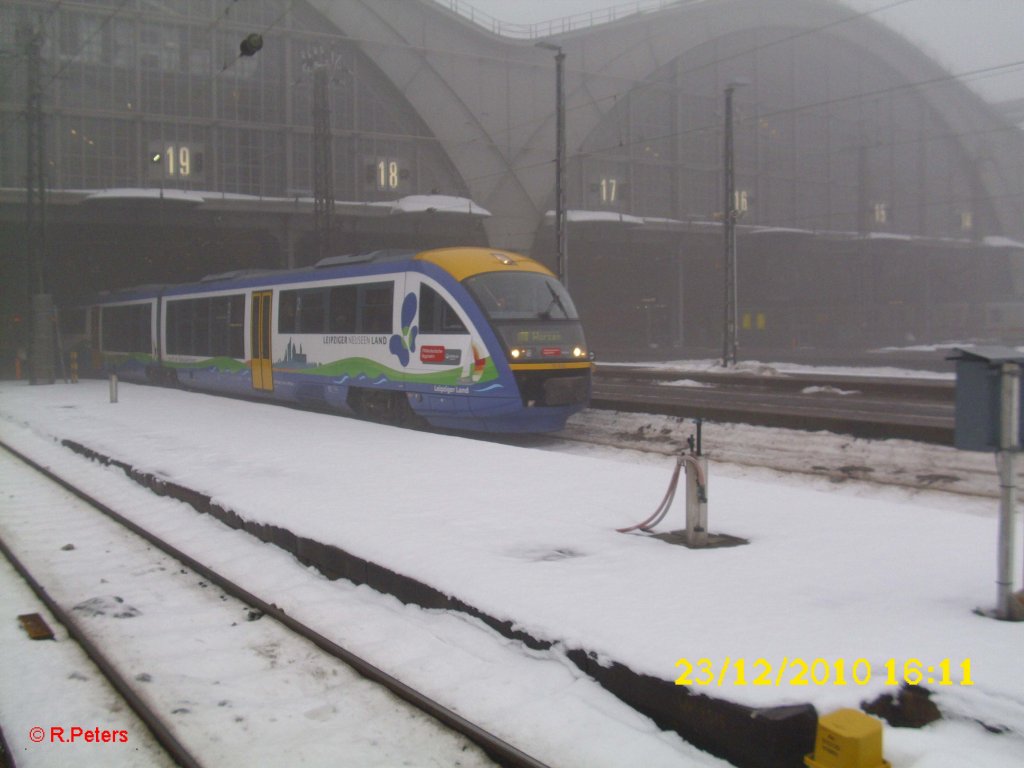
[{"xmin": 415, "ymin": 247, "xmax": 554, "ymax": 282}]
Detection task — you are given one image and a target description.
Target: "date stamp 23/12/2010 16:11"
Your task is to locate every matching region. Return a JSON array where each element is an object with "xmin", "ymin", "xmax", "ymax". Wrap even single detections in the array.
[{"xmin": 674, "ymin": 657, "xmax": 974, "ymax": 688}]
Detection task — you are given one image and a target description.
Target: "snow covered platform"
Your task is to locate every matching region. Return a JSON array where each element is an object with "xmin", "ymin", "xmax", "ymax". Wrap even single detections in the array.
[{"xmin": 2, "ymin": 381, "xmax": 1022, "ymax": 768}]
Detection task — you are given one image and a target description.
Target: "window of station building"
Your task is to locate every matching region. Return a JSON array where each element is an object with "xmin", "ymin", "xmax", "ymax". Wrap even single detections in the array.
[
  {"xmin": 217, "ymin": 29, "xmax": 284, "ymax": 124},
  {"xmin": 59, "ymin": 16, "xmax": 134, "ymax": 111},
  {"xmin": 633, "ymin": 163, "xmax": 674, "ymax": 218},
  {"xmin": 419, "ymin": 284, "xmax": 467, "ymax": 334},
  {"xmin": 101, "ymin": 304, "xmax": 152, "ymax": 354},
  {"xmin": 359, "ymin": 82, "xmax": 408, "ymax": 135},
  {"xmin": 59, "ymin": 12, "xmax": 104, "ymax": 65},
  {"xmin": 166, "ymin": 296, "xmax": 244, "ymax": 358},
  {"xmin": 140, "ymin": 24, "xmax": 182, "ymax": 73},
  {"xmin": 220, "ymin": 127, "xmax": 263, "ymax": 195},
  {"xmin": 63, "ymin": 117, "xmax": 135, "ymax": 188}
]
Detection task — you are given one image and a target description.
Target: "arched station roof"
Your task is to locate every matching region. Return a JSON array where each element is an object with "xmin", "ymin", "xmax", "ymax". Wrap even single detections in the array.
[{"xmin": 308, "ymin": 0, "xmax": 1023, "ymax": 251}]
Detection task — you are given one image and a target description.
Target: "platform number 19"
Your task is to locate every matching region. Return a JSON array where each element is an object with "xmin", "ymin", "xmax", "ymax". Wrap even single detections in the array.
[
  {"xmin": 164, "ymin": 145, "xmax": 191, "ymax": 177},
  {"xmin": 150, "ymin": 143, "xmax": 202, "ymax": 180}
]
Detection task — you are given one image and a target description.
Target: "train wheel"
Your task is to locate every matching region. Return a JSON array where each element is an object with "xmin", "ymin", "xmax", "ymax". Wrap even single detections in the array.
[{"xmin": 348, "ymin": 387, "xmax": 423, "ymax": 429}]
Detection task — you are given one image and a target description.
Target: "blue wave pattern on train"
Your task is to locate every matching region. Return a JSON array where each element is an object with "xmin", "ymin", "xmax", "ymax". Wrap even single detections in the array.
[{"xmin": 73, "ymin": 248, "xmax": 592, "ymax": 433}]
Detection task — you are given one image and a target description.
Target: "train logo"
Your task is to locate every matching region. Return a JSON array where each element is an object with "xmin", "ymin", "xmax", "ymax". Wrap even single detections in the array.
[{"xmin": 389, "ymin": 292, "xmax": 419, "ymax": 367}]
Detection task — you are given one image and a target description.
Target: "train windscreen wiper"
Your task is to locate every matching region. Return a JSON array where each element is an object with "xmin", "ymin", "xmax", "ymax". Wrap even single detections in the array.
[{"xmin": 540, "ymin": 283, "xmax": 569, "ymax": 319}]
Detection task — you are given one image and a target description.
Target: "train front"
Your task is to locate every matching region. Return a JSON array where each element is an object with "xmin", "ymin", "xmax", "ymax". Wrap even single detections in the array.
[{"xmin": 449, "ymin": 250, "xmax": 592, "ymax": 432}]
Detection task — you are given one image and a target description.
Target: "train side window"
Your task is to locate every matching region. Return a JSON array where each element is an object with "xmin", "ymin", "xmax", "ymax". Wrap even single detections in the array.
[
  {"xmin": 419, "ymin": 284, "xmax": 467, "ymax": 334},
  {"xmin": 278, "ymin": 291, "xmax": 297, "ymax": 333},
  {"xmin": 168, "ymin": 298, "xmax": 208, "ymax": 356},
  {"xmin": 100, "ymin": 307, "xmax": 117, "ymax": 351},
  {"xmin": 210, "ymin": 297, "xmax": 234, "ymax": 357},
  {"xmin": 193, "ymin": 298, "xmax": 211, "ymax": 355},
  {"xmin": 328, "ymin": 285, "xmax": 357, "ymax": 333},
  {"xmin": 166, "ymin": 300, "xmax": 188, "ymax": 354},
  {"xmin": 297, "ymin": 289, "xmax": 327, "ymax": 334},
  {"xmin": 359, "ymin": 282, "xmax": 393, "ymax": 333},
  {"xmin": 228, "ymin": 295, "xmax": 244, "ymax": 358},
  {"xmin": 136, "ymin": 305, "xmax": 152, "ymax": 353}
]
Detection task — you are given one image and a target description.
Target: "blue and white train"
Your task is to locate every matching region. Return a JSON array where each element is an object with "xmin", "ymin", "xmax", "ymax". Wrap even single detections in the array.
[{"xmin": 68, "ymin": 247, "xmax": 592, "ymax": 433}]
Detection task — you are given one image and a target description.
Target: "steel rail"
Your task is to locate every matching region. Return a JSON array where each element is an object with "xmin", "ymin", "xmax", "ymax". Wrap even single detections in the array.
[
  {"xmin": 590, "ymin": 373, "xmax": 954, "ymax": 444},
  {"xmin": 0, "ymin": 440, "xmax": 550, "ymax": 768},
  {"xmin": 0, "ymin": 475, "xmax": 203, "ymax": 768}
]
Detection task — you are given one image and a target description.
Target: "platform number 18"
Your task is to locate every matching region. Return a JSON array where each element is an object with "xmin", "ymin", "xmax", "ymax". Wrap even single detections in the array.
[{"xmin": 377, "ymin": 159, "xmax": 400, "ymax": 190}]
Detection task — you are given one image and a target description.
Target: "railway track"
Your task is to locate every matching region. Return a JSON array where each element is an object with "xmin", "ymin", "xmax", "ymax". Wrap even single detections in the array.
[
  {"xmin": 0, "ymin": 441, "xmax": 548, "ymax": 768},
  {"xmin": 591, "ymin": 365, "xmax": 955, "ymax": 444}
]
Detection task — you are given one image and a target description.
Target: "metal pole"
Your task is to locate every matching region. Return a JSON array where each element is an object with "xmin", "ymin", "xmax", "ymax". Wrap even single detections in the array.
[
  {"xmin": 536, "ymin": 42, "xmax": 567, "ymax": 287},
  {"xmin": 23, "ymin": 24, "xmax": 45, "ymax": 297},
  {"xmin": 996, "ymin": 362, "xmax": 1022, "ymax": 619},
  {"xmin": 22, "ymin": 24, "xmax": 54, "ymax": 386},
  {"xmin": 555, "ymin": 48, "xmax": 568, "ymax": 289},
  {"xmin": 722, "ymin": 85, "xmax": 737, "ymax": 367}
]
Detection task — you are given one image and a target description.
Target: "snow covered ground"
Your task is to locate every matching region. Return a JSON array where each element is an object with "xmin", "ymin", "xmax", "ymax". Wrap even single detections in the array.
[
  {"xmin": 0, "ymin": 450, "xmax": 497, "ymax": 768},
  {"xmin": 1, "ymin": 379, "xmax": 1022, "ymax": 767}
]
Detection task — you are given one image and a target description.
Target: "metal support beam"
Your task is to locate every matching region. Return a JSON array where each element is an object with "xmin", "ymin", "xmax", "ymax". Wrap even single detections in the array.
[
  {"xmin": 312, "ymin": 64, "xmax": 335, "ymax": 262},
  {"xmin": 21, "ymin": 23, "xmax": 46, "ymax": 297},
  {"xmin": 722, "ymin": 81, "xmax": 746, "ymax": 367},
  {"xmin": 537, "ymin": 42, "xmax": 568, "ymax": 288},
  {"xmin": 21, "ymin": 23, "xmax": 54, "ymax": 385},
  {"xmin": 996, "ymin": 362, "xmax": 1022, "ymax": 620}
]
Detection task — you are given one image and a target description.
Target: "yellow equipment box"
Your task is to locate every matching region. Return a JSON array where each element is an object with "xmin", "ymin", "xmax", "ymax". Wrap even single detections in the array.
[{"xmin": 804, "ymin": 708, "xmax": 891, "ymax": 768}]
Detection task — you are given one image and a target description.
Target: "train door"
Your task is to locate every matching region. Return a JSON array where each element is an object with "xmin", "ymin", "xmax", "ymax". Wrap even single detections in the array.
[{"xmin": 251, "ymin": 291, "xmax": 274, "ymax": 391}]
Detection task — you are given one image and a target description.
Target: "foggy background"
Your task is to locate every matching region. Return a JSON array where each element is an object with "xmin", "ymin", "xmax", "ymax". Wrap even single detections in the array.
[{"xmin": 443, "ymin": 0, "xmax": 1024, "ymax": 109}]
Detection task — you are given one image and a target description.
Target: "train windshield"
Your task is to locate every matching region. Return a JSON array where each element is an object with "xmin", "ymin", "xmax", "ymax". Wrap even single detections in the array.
[{"xmin": 463, "ymin": 272, "xmax": 578, "ymax": 321}]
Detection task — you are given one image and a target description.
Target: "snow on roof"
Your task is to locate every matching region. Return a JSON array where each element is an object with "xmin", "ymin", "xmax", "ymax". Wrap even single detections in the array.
[
  {"xmin": 74, "ymin": 188, "xmax": 492, "ymax": 217},
  {"xmin": 866, "ymin": 231, "xmax": 915, "ymax": 241},
  {"xmin": 748, "ymin": 226, "xmax": 815, "ymax": 236},
  {"xmin": 388, "ymin": 194, "xmax": 491, "ymax": 216},
  {"xmin": 982, "ymin": 235, "xmax": 1024, "ymax": 249},
  {"xmin": 545, "ymin": 209, "xmax": 648, "ymax": 225},
  {"xmin": 82, "ymin": 188, "xmax": 205, "ymax": 204}
]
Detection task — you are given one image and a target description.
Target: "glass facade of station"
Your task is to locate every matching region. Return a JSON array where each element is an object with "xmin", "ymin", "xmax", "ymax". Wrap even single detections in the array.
[
  {"xmin": 572, "ymin": 26, "xmax": 991, "ymax": 240},
  {"xmin": 0, "ymin": 0, "xmax": 466, "ymax": 202}
]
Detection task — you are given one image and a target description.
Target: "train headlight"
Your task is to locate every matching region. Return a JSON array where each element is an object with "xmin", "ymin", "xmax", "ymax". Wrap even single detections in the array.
[
  {"xmin": 510, "ymin": 348, "xmax": 522, "ymax": 359},
  {"xmin": 572, "ymin": 346, "xmax": 585, "ymax": 358}
]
